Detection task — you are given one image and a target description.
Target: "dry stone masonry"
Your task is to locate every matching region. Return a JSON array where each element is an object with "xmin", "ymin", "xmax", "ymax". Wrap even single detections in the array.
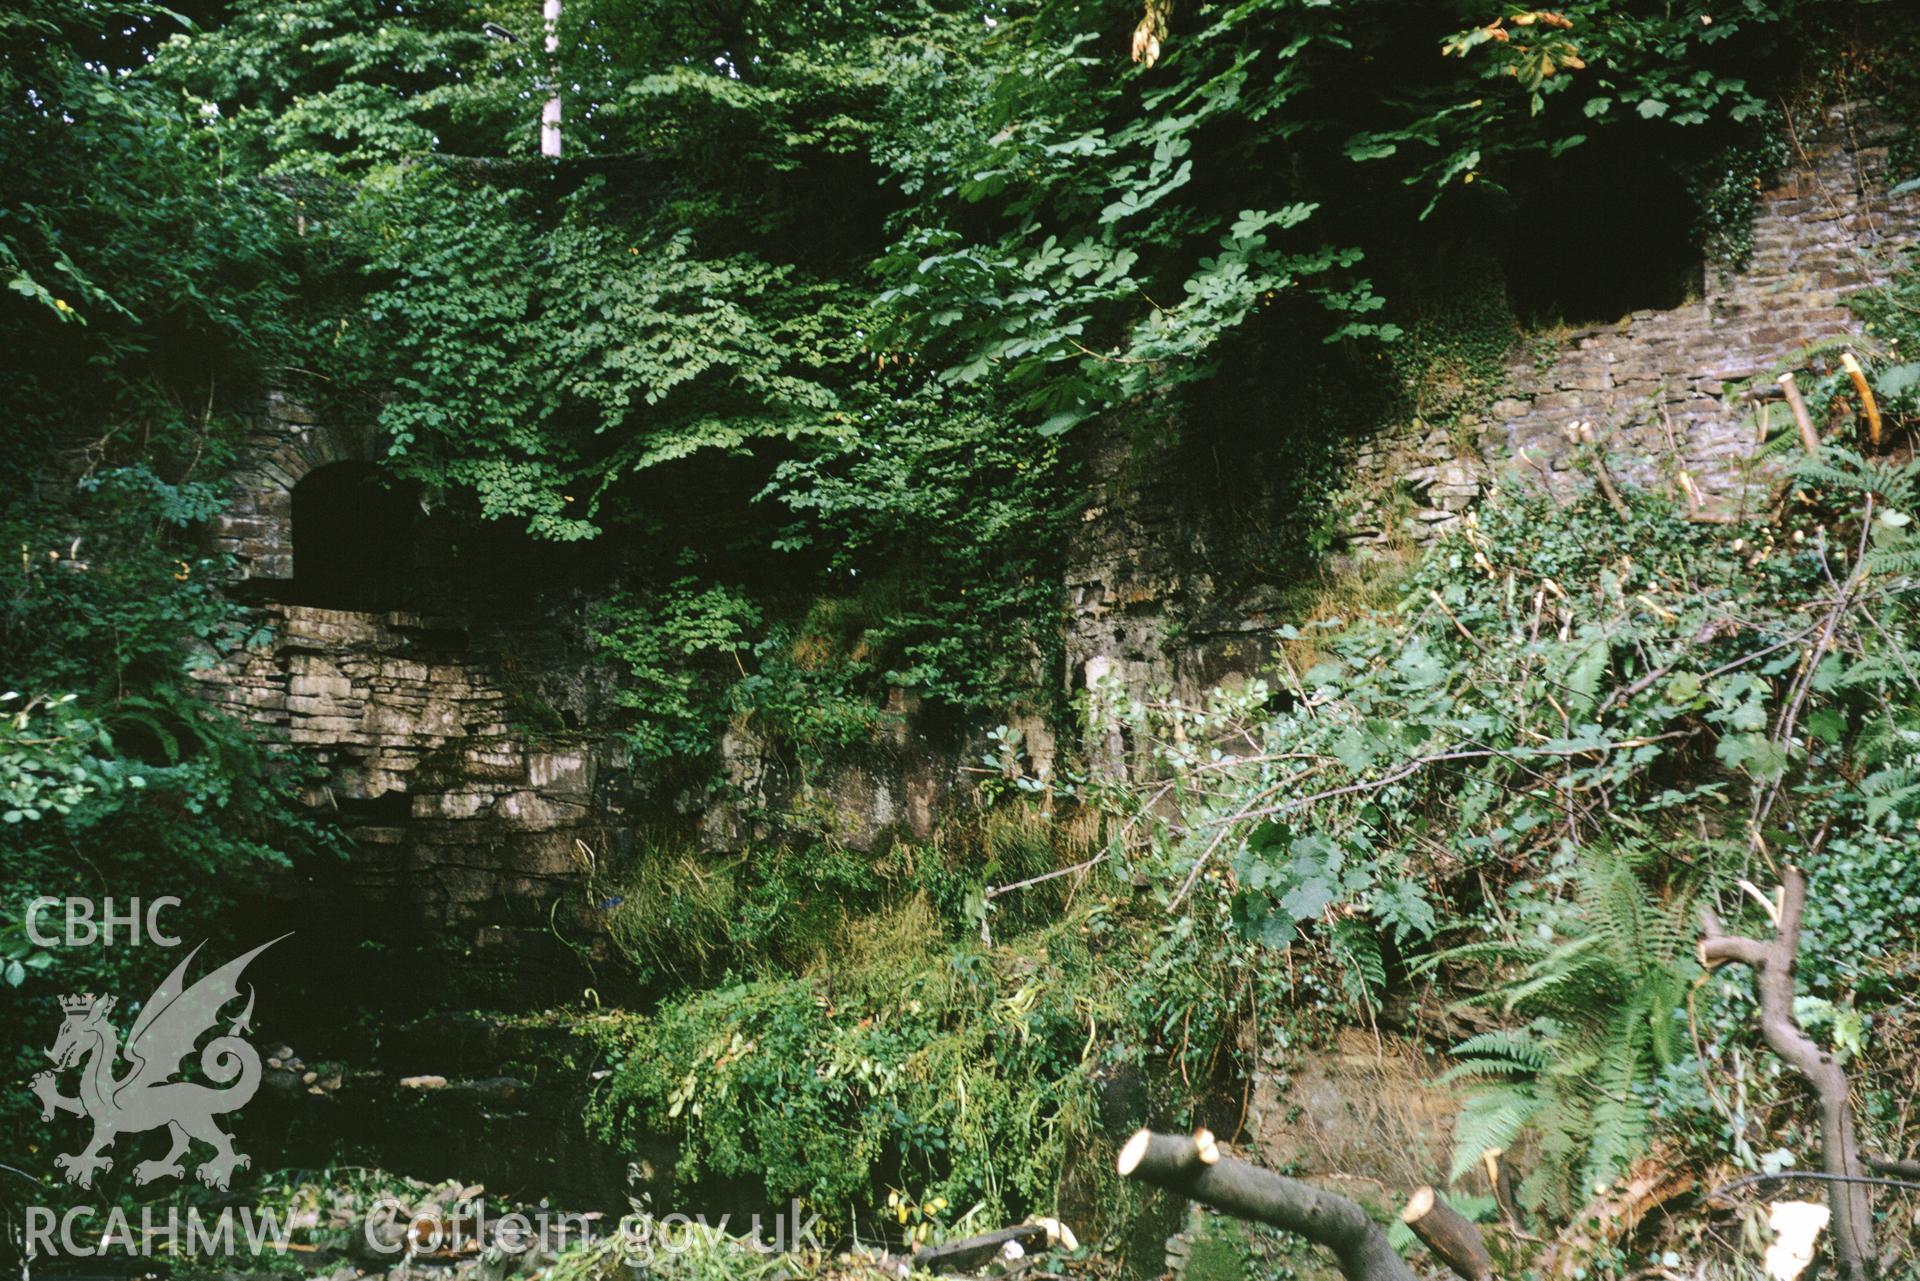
[
  {"xmin": 196, "ymin": 101, "xmax": 1915, "ymax": 957},
  {"xmin": 195, "ymin": 603, "xmax": 607, "ymax": 950},
  {"xmin": 1364, "ymin": 102, "xmax": 1919, "ymax": 537},
  {"xmin": 208, "ymin": 391, "xmax": 382, "ymax": 582},
  {"xmin": 196, "ymin": 391, "xmax": 617, "ymax": 970},
  {"xmin": 1069, "ymin": 101, "xmax": 1918, "ymax": 720}
]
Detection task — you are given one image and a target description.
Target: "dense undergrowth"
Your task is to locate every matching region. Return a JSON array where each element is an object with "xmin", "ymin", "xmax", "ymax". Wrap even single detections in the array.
[
  {"xmin": 577, "ymin": 430, "xmax": 1920, "ymax": 1272},
  {"xmin": 577, "ymin": 244, "xmax": 1920, "ymax": 1271}
]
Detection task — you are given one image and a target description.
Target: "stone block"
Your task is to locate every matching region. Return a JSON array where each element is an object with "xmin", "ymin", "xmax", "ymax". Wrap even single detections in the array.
[
  {"xmin": 493, "ymin": 790, "xmax": 586, "ymax": 829},
  {"xmin": 416, "ymin": 790, "xmax": 492, "ymax": 820},
  {"xmin": 288, "ymin": 672, "xmax": 353, "ymax": 700},
  {"xmin": 528, "ymin": 749, "xmax": 592, "ymax": 800}
]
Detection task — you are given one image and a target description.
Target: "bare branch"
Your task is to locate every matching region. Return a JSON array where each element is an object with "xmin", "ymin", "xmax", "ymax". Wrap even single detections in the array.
[{"xmin": 1699, "ymin": 866, "xmax": 1874, "ymax": 1280}]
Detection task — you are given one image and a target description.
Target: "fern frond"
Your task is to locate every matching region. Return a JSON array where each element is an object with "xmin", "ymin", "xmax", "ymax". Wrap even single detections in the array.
[
  {"xmin": 1449, "ymin": 1084, "xmax": 1541, "ymax": 1182},
  {"xmin": 1446, "ymin": 1026, "xmax": 1554, "ymax": 1072}
]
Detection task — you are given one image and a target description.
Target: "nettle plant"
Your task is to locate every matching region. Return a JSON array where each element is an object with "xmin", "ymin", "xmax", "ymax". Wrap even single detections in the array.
[{"xmin": 1091, "ymin": 435, "xmax": 1920, "ymax": 1218}]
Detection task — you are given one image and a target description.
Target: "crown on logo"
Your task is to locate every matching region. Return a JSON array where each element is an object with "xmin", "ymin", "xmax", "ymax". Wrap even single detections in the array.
[{"xmin": 60, "ymin": 993, "xmax": 98, "ymax": 1015}]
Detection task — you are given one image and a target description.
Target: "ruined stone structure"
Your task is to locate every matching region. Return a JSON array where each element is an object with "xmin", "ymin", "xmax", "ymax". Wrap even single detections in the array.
[
  {"xmin": 195, "ymin": 101, "xmax": 1915, "ymax": 997},
  {"xmin": 197, "ymin": 605, "xmax": 601, "ymax": 920},
  {"xmin": 195, "ymin": 394, "xmax": 975, "ymax": 978},
  {"xmin": 206, "ymin": 392, "xmax": 381, "ymax": 582},
  {"xmin": 1364, "ymin": 102, "xmax": 1920, "ymax": 535},
  {"xmin": 1066, "ymin": 101, "xmax": 1919, "ymax": 712},
  {"xmin": 194, "ymin": 393, "xmax": 619, "ymax": 991}
]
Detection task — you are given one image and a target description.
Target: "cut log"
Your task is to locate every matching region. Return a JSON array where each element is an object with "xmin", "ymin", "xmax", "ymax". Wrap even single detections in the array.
[
  {"xmin": 1778, "ymin": 373, "xmax": 1821, "ymax": 457},
  {"xmin": 910, "ymin": 1223, "xmax": 1051, "ymax": 1273},
  {"xmin": 1116, "ymin": 1129, "xmax": 1418, "ymax": 1281},
  {"xmin": 1401, "ymin": 1187, "xmax": 1492, "ymax": 1281}
]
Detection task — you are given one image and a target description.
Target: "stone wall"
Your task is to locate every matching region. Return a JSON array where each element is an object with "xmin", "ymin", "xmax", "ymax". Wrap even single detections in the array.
[
  {"xmin": 194, "ymin": 603, "xmax": 610, "ymax": 954},
  {"xmin": 1357, "ymin": 101, "xmax": 1920, "ymax": 541},
  {"xmin": 1066, "ymin": 101, "xmax": 1918, "ymax": 716},
  {"xmin": 193, "ymin": 394, "xmax": 629, "ymax": 993},
  {"xmin": 197, "ymin": 101, "xmax": 1916, "ymax": 965},
  {"xmin": 196, "ymin": 395, "xmax": 975, "ymax": 974},
  {"xmin": 207, "ymin": 391, "xmax": 385, "ymax": 583}
]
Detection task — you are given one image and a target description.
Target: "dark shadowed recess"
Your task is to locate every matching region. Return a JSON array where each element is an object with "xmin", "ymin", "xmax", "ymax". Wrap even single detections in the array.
[
  {"xmin": 290, "ymin": 461, "xmax": 422, "ymax": 611},
  {"xmin": 1502, "ymin": 137, "xmax": 1704, "ymax": 326}
]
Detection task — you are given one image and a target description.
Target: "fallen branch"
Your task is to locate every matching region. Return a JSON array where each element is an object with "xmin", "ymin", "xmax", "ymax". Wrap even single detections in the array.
[
  {"xmin": 1778, "ymin": 372, "xmax": 1822, "ymax": 456},
  {"xmin": 1700, "ymin": 866, "xmax": 1875, "ymax": 1280},
  {"xmin": 911, "ymin": 1224, "xmax": 1051, "ymax": 1272},
  {"xmin": 1539, "ymin": 1146, "xmax": 1696, "ymax": 1279},
  {"xmin": 1117, "ymin": 1130, "xmax": 1421, "ymax": 1281},
  {"xmin": 1865, "ymin": 1154, "xmax": 1920, "ymax": 1180},
  {"xmin": 1568, "ymin": 422, "xmax": 1630, "ymax": 518},
  {"xmin": 1839, "ymin": 353, "xmax": 1883, "ymax": 451},
  {"xmin": 1711, "ymin": 1170, "xmax": 1920, "ymax": 1198},
  {"xmin": 1401, "ymin": 1187, "xmax": 1491, "ymax": 1280}
]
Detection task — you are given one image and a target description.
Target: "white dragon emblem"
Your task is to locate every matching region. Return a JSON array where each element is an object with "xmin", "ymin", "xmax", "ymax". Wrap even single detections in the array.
[{"xmin": 30, "ymin": 936, "xmax": 286, "ymax": 1190}]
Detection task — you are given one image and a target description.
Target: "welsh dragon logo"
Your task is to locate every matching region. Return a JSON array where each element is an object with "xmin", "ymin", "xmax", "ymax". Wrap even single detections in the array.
[{"xmin": 31, "ymin": 936, "xmax": 286, "ymax": 1190}]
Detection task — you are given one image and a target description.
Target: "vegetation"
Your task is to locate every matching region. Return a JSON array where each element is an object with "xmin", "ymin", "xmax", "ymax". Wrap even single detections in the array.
[{"xmin": 7, "ymin": 0, "xmax": 1920, "ymax": 1276}]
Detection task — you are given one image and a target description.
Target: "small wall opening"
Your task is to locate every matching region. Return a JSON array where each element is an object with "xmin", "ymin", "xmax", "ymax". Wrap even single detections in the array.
[
  {"xmin": 1503, "ymin": 142, "xmax": 1703, "ymax": 326},
  {"xmin": 291, "ymin": 462, "xmax": 419, "ymax": 611}
]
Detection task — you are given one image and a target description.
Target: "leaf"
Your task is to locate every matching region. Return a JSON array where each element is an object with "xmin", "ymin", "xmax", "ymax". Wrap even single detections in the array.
[
  {"xmin": 1345, "ymin": 135, "xmax": 1398, "ymax": 162},
  {"xmin": 1636, "ymin": 99, "xmax": 1670, "ymax": 119},
  {"xmin": 1807, "ymin": 708, "xmax": 1847, "ymax": 743},
  {"xmin": 1037, "ymin": 409, "xmax": 1088, "ymax": 438},
  {"xmin": 1565, "ymin": 633, "xmax": 1610, "ymax": 712},
  {"xmin": 1374, "ymin": 878, "xmax": 1436, "ymax": 942}
]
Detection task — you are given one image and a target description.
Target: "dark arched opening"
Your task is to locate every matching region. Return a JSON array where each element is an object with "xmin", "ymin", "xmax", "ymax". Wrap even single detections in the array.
[
  {"xmin": 1503, "ymin": 140, "xmax": 1703, "ymax": 327},
  {"xmin": 291, "ymin": 462, "xmax": 420, "ymax": 611}
]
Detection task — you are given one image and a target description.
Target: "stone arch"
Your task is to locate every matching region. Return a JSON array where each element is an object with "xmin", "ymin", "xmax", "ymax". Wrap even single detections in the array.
[
  {"xmin": 1501, "ymin": 138, "xmax": 1702, "ymax": 326},
  {"xmin": 290, "ymin": 462, "xmax": 421, "ymax": 611},
  {"xmin": 210, "ymin": 391, "xmax": 387, "ymax": 589}
]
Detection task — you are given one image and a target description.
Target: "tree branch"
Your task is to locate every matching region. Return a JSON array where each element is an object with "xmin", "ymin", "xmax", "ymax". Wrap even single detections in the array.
[
  {"xmin": 1117, "ymin": 1130, "xmax": 1420, "ymax": 1281},
  {"xmin": 1401, "ymin": 1187, "xmax": 1492, "ymax": 1280},
  {"xmin": 1700, "ymin": 866, "xmax": 1875, "ymax": 1280}
]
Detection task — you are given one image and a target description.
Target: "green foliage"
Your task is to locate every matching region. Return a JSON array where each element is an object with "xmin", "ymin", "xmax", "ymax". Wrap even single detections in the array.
[
  {"xmin": 0, "ymin": 451, "xmax": 338, "ymax": 1158},
  {"xmin": 349, "ymin": 173, "xmax": 857, "ymax": 540},
  {"xmin": 588, "ymin": 897, "xmax": 1116, "ymax": 1226},
  {"xmin": 139, "ymin": 0, "xmax": 1813, "ymax": 548},
  {"xmin": 1100, "ymin": 431, "xmax": 1920, "ymax": 1221},
  {"xmin": 1688, "ymin": 128, "xmax": 1789, "ymax": 272},
  {"xmin": 12, "ymin": 0, "xmax": 1920, "ymax": 1259},
  {"xmin": 591, "ymin": 575, "xmax": 762, "ymax": 767},
  {"xmin": 1438, "ymin": 851, "xmax": 1698, "ymax": 1213},
  {"xmin": 766, "ymin": 383, "xmax": 1070, "ymax": 713},
  {"xmin": 0, "ymin": 0, "xmax": 338, "ymax": 1167},
  {"xmin": 1388, "ymin": 271, "xmax": 1520, "ymax": 442},
  {"xmin": 101, "ymin": 0, "xmax": 1841, "ymax": 766},
  {"xmin": 149, "ymin": 0, "xmax": 542, "ymax": 172}
]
